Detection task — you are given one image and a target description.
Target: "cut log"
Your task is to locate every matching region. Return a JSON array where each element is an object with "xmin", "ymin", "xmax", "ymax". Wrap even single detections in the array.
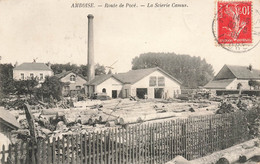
[
  {"xmin": 239, "ymin": 147, "xmax": 260, "ymax": 162},
  {"xmin": 105, "ymin": 121, "xmax": 116, "ymax": 127},
  {"xmin": 216, "ymin": 150, "xmax": 245, "ymax": 164},
  {"xmin": 99, "ymin": 114, "xmax": 118, "ymax": 123},
  {"xmin": 41, "ymin": 108, "xmax": 67, "ymax": 115}
]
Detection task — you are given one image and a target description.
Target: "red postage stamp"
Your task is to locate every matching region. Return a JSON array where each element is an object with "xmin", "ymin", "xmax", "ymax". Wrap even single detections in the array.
[{"xmin": 217, "ymin": 1, "xmax": 252, "ymax": 44}]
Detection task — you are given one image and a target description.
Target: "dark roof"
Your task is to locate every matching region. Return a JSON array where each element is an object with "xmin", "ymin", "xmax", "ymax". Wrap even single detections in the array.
[
  {"xmin": 86, "ymin": 74, "xmax": 118, "ymax": 85},
  {"xmin": 55, "ymin": 71, "xmax": 87, "ymax": 81},
  {"xmin": 86, "ymin": 67, "xmax": 181, "ymax": 85},
  {"xmin": 0, "ymin": 107, "xmax": 20, "ymax": 129},
  {"xmin": 204, "ymin": 79, "xmax": 235, "ymax": 89},
  {"xmin": 226, "ymin": 65, "xmax": 260, "ymax": 79},
  {"xmin": 13, "ymin": 62, "xmax": 52, "ymax": 71},
  {"xmin": 114, "ymin": 67, "xmax": 181, "ymax": 84}
]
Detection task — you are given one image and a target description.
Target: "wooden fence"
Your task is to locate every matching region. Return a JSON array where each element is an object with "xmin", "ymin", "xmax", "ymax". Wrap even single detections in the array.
[{"xmin": 1, "ymin": 110, "xmax": 256, "ymax": 164}]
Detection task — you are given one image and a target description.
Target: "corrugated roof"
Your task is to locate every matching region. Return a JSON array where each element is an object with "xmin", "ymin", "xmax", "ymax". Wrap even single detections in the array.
[
  {"xmin": 204, "ymin": 79, "xmax": 235, "ymax": 89},
  {"xmin": 86, "ymin": 67, "xmax": 182, "ymax": 85},
  {"xmin": 13, "ymin": 62, "xmax": 52, "ymax": 71},
  {"xmin": 226, "ymin": 65, "xmax": 260, "ymax": 79},
  {"xmin": 0, "ymin": 107, "xmax": 20, "ymax": 129}
]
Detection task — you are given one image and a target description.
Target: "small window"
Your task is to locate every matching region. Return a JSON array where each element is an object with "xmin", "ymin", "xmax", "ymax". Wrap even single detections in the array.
[
  {"xmin": 149, "ymin": 76, "xmax": 157, "ymax": 86},
  {"xmin": 40, "ymin": 73, "xmax": 43, "ymax": 80},
  {"xmin": 30, "ymin": 73, "xmax": 34, "ymax": 79},
  {"xmin": 64, "ymin": 86, "xmax": 70, "ymax": 91},
  {"xmin": 158, "ymin": 77, "xmax": 165, "ymax": 86},
  {"xmin": 76, "ymin": 86, "xmax": 81, "ymax": 90},
  {"xmin": 21, "ymin": 73, "xmax": 24, "ymax": 80},
  {"xmin": 102, "ymin": 88, "xmax": 106, "ymax": 93},
  {"xmin": 70, "ymin": 75, "xmax": 76, "ymax": 82}
]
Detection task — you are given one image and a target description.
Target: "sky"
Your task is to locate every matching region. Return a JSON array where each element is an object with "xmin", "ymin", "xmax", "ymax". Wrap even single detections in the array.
[{"xmin": 0, "ymin": 0, "xmax": 259, "ymax": 74}]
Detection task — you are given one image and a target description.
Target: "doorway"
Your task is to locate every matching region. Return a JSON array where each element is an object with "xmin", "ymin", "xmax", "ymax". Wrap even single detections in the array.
[
  {"xmin": 112, "ymin": 90, "xmax": 117, "ymax": 98},
  {"xmin": 154, "ymin": 88, "xmax": 164, "ymax": 98},
  {"xmin": 136, "ymin": 88, "xmax": 147, "ymax": 99}
]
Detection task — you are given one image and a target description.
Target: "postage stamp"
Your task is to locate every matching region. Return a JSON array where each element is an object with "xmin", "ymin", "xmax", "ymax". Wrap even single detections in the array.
[
  {"xmin": 212, "ymin": 0, "xmax": 260, "ymax": 53},
  {"xmin": 217, "ymin": 1, "xmax": 252, "ymax": 44}
]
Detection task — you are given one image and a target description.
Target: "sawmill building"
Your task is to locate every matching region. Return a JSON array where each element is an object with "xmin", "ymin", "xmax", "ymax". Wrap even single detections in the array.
[{"xmin": 85, "ymin": 67, "xmax": 181, "ymax": 99}]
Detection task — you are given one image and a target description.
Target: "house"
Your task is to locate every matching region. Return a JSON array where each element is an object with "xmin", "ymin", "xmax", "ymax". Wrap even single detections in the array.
[
  {"xmin": 85, "ymin": 67, "xmax": 182, "ymax": 99},
  {"xmin": 13, "ymin": 62, "xmax": 53, "ymax": 83},
  {"xmin": 55, "ymin": 71, "xmax": 87, "ymax": 96},
  {"xmin": 0, "ymin": 107, "xmax": 20, "ymax": 140},
  {"xmin": 204, "ymin": 64, "xmax": 260, "ymax": 90}
]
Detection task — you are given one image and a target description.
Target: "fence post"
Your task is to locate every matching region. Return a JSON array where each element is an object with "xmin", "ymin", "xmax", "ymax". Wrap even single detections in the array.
[{"xmin": 181, "ymin": 121, "xmax": 187, "ymax": 158}]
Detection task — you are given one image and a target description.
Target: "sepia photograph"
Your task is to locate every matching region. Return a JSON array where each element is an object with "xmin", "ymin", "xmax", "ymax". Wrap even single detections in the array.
[{"xmin": 0, "ymin": 0, "xmax": 260, "ymax": 163}]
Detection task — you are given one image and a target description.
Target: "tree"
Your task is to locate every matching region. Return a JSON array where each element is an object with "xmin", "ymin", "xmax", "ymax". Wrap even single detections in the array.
[
  {"xmin": 13, "ymin": 78, "xmax": 38, "ymax": 98},
  {"xmin": 0, "ymin": 63, "xmax": 15, "ymax": 97},
  {"xmin": 248, "ymin": 79, "xmax": 260, "ymax": 90},
  {"xmin": 132, "ymin": 53, "xmax": 214, "ymax": 88},
  {"xmin": 50, "ymin": 63, "xmax": 106, "ymax": 77},
  {"xmin": 36, "ymin": 76, "xmax": 64, "ymax": 102}
]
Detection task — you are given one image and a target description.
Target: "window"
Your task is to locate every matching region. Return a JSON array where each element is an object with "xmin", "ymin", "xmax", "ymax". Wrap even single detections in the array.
[
  {"xmin": 40, "ymin": 73, "xmax": 43, "ymax": 80},
  {"xmin": 76, "ymin": 86, "xmax": 81, "ymax": 90},
  {"xmin": 70, "ymin": 75, "xmax": 76, "ymax": 82},
  {"xmin": 158, "ymin": 77, "xmax": 165, "ymax": 86},
  {"xmin": 102, "ymin": 88, "xmax": 106, "ymax": 93},
  {"xmin": 149, "ymin": 76, "xmax": 157, "ymax": 86},
  {"xmin": 21, "ymin": 73, "xmax": 24, "ymax": 80},
  {"xmin": 64, "ymin": 86, "xmax": 70, "ymax": 91},
  {"xmin": 30, "ymin": 73, "xmax": 34, "ymax": 79}
]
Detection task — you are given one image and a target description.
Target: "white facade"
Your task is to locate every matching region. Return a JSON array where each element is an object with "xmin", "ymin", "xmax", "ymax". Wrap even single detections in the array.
[
  {"xmin": 130, "ymin": 70, "xmax": 181, "ymax": 99},
  {"xmin": 226, "ymin": 78, "xmax": 260, "ymax": 90},
  {"xmin": 13, "ymin": 70, "xmax": 53, "ymax": 83},
  {"xmin": 91, "ymin": 70, "xmax": 181, "ymax": 99},
  {"xmin": 96, "ymin": 77, "xmax": 123, "ymax": 98}
]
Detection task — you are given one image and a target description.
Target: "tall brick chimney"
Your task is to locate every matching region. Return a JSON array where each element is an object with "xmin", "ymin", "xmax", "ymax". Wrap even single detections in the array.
[{"xmin": 87, "ymin": 14, "xmax": 95, "ymax": 82}]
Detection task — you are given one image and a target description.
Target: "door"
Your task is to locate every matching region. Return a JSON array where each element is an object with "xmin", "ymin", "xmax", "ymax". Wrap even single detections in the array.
[
  {"xmin": 112, "ymin": 90, "xmax": 117, "ymax": 98},
  {"xmin": 154, "ymin": 88, "xmax": 164, "ymax": 98},
  {"xmin": 136, "ymin": 88, "xmax": 147, "ymax": 99}
]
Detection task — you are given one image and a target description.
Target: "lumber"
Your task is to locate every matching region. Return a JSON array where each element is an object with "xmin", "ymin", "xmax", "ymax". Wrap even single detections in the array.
[{"xmin": 239, "ymin": 147, "xmax": 260, "ymax": 163}]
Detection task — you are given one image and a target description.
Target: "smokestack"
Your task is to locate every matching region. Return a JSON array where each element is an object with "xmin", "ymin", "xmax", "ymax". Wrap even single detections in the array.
[{"xmin": 87, "ymin": 14, "xmax": 95, "ymax": 81}]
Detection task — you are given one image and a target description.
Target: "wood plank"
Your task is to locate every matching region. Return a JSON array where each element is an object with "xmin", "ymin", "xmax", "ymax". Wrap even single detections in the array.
[
  {"xmin": 84, "ymin": 134, "xmax": 87, "ymax": 164},
  {"xmin": 76, "ymin": 135, "xmax": 79, "ymax": 164},
  {"xmin": 125, "ymin": 127, "xmax": 128, "ymax": 164},
  {"xmin": 57, "ymin": 137, "xmax": 60, "ymax": 164},
  {"xmin": 66, "ymin": 135, "xmax": 70, "ymax": 164},
  {"xmin": 43, "ymin": 140, "xmax": 46, "ymax": 164},
  {"xmin": 97, "ymin": 132, "xmax": 100, "ymax": 164},
  {"xmin": 15, "ymin": 143, "xmax": 19, "ymax": 164},
  {"xmin": 115, "ymin": 129, "xmax": 118, "ymax": 164},
  {"xmin": 100, "ymin": 131, "xmax": 104, "ymax": 164},
  {"xmin": 62, "ymin": 136, "xmax": 65, "ymax": 164},
  {"xmin": 108, "ymin": 130, "xmax": 111, "ymax": 164},
  {"xmin": 47, "ymin": 138, "xmax": 51, "ymax": 163},
  {"xmin": 1, "ymin": 145, "xmax": 5, "ymax": 164}
]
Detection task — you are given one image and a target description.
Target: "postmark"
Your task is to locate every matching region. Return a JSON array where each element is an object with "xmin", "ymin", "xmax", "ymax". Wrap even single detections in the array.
[{"xmin": 212, "ymin": 0, "xmax": 260, "ymax": 53}]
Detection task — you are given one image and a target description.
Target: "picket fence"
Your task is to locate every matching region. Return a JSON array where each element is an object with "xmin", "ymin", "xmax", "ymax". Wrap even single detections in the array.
[{"xmin": 1, "ymin": 110, "xmax": 256, "ymax": 164}]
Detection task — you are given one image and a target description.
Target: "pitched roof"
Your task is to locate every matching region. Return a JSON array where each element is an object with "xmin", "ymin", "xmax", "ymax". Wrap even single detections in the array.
[
  {"xmin": 204, "ymin": 79, "xmax": 235, "ymax": 89},
  {"xmin": 13, "ymin": 62, "xmax": 52, "ymax": 71},
  {"xmin": 86, "ymin": 67, "xmax": 182, "ymax": 85},
  {"xmin": 225, "ymin": 65, "xmax": 260, "ymax": 79},
  {"xmin": 55, "ymin": 71, "xmax": 87, "ymax": 81},
  {"xmin": 114, "ymin": 67, "xmax": 182, "ymax": 84},
  {"xmin": 0, "ymin": 107, "xmax": 20, "ymax": 129},
  {"xmin": 86, "ymin": 74, "xmax": 120, "ymax": 85}
]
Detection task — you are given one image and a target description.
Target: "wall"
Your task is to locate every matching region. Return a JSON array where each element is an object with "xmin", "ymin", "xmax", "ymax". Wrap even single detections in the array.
[
  {"xmin": 13, "ymin": 70, "xmax": 53, "ymax": 83},
  {"xmin": 96, "ymin": 77, "xmax": 123, "ymax": 98},
  {"xmin": 130, "ymin": 70, "xmax": 181, "ymax": 99},
  {"xmin": 226, "ymin": 79, "xmax": 259, "ymax": 90},
  {"xmin": 60, "ymin": 72, "xmax": 87, "ymax": 95}
]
